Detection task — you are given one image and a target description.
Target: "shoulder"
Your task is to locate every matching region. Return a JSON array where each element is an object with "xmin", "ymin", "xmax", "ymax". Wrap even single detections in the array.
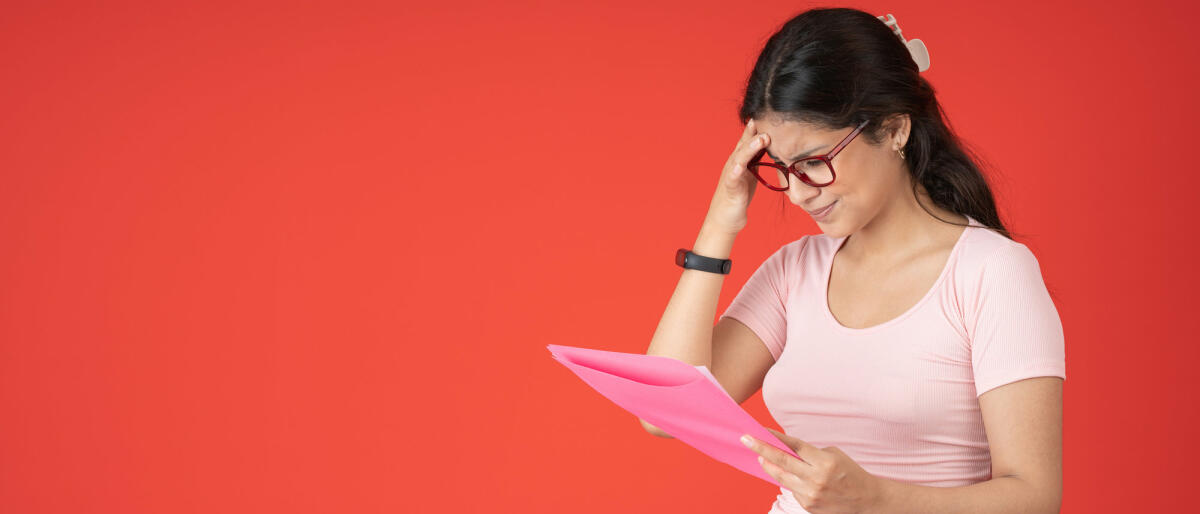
[
  {"xmin": 744, "ymin": 234, "xmax": 845, "ymax": 292},
  {"xmin": 950, "ymin": 226, "xmax": 1052, "ymax": 325},
  {"xmin": 759, "ymin": 234, "xmax": 809, "ymax": 264},
  {"xmin": 773, "ymin": 232, "xmax": 840, "ymax": 262},
  {"xmin": 955, "ymin": 225, "xmax": 1043, "ymax": 280},
  {"xmin": 953, "ymin": 227, "xmax": 1054, "ymax": 328},
  {"xmin": 758, "ymin": 233, "xmax": 838, "ymax": 272},
  {"xmin": 741, "ymin": 234, "xmax": 827, "ymax": 284}
]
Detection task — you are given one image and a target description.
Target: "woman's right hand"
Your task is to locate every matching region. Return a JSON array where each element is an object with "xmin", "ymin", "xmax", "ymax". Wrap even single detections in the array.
[{"xmin": 704, "ymin": 118, "xmax": 770, "ymax": 235}]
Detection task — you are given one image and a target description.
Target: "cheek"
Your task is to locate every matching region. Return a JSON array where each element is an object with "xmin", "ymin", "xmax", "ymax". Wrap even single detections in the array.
[
  {"xmin": 826, "ymin": 167, "xmax": 887, "ymax": 215},
  {"xmin": 838, "ymin": 180, "xmax": 886, "ymax": 210}
]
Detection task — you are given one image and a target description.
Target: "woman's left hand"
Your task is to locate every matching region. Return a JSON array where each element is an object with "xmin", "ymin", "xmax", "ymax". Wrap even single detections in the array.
[{"xmin": 741, "ymin": 427, "xmax": 887, "ymax": 513}]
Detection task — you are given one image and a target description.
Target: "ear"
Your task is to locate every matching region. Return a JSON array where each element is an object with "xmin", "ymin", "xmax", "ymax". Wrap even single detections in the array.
[{"xmin": 882, "ymin": 113, "xmax": 911, "ymax": 150}]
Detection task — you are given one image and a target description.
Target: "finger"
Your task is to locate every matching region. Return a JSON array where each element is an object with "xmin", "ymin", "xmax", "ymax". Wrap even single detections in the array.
[
  {"xmin": 733, "ymin": 135, "xmax": 768, "ymax": 177},
  {"xmin": 758, "ymin": 454, "xmax": 810, "ymax": 496},
  {"xmin": 735, "ymin": 118, "xmax": 762, "ymax": 150},
  {"xmin": 728, "ymin": 133, "xmax": 766, "ymax": 180},
  {"xmin": 744, "ymin": 435, "xmax": 817, "ymax": 482},
  {"xmin": 741, "ymin": 117, "xmax": 757, "ymax": 140},
  {"xmin": 765, "ymin": 427, "xmax": 800, "ymax": 448},
  {"xmin": 765, "ymin": 427, "xmax": 795, "ymax": 452},
  {"xmin": 764, "ymin": 427, "xmax": 825, "ymax": 469}
]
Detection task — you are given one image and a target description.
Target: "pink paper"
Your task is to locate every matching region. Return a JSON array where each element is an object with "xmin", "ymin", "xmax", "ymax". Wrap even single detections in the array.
[{"xmin": 547, "ymin": 344, "xmax": 800, "ymax": 486}]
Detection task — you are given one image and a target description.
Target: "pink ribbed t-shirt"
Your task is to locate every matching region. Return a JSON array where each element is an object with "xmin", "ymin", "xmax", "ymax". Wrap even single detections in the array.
[{"xmin": 718, "ymin": 216, "xmax": 1066, "ymax": 514}]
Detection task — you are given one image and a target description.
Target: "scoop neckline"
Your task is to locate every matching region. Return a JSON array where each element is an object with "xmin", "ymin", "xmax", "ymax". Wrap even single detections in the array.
[{"xmin": 821, "ymin": 215, "xmax": 981, "ymax": 335}]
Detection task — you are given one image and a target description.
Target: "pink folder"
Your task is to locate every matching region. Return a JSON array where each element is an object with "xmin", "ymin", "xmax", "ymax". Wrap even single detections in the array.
[{"xmin": 547, "ymin": 343, "xmax": 800, "ymax": 486}]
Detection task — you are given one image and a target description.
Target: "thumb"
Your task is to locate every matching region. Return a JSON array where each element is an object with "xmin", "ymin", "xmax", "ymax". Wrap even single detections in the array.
[
  {"xmin": 765, "ymin": 427, "xmax": 792, "ymax": 445},
  {"xmin": 765, "ymin": 427, "xmax": 805, "ymax": 453},
  {"xmin": 729, "ymin": 163, "xmax": 746, "ymax": 188}
]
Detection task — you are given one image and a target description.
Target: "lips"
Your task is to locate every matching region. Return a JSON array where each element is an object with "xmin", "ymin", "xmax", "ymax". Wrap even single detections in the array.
[{"xmin": 807, "ymin": 201, "xmax": 837, "ymax": 217}]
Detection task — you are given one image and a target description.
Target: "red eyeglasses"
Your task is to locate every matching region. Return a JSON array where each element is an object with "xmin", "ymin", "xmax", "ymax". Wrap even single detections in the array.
[{"xmin": 747, "ymin": 119, "xmax": 870, "ymax": 190}]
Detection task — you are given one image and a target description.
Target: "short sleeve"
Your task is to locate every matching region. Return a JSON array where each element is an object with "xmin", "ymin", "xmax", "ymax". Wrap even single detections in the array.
[
  {"xmin": 717, "ymin": 239, "xmax": 799, "ymax": 361},
  {"xmin": 967, "ymin": 243, "xmax": 1066, "ymax": 397}
]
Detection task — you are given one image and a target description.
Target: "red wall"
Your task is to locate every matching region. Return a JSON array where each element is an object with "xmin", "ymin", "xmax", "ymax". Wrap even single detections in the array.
[{"xmin": 1, "ymin": 1, "xmax": 1196, "ymax": 512}]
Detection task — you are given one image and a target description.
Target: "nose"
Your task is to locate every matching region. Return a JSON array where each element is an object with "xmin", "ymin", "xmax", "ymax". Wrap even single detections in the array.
[{"xmin": 785, "ymin": 177, "xmax": 821, "ymax": 206}]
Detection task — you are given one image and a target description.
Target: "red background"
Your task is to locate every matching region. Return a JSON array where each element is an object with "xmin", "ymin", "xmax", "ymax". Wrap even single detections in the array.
[{"xmin": 2, "ymin": 1, "xmax": 1196, "ymax": 512}]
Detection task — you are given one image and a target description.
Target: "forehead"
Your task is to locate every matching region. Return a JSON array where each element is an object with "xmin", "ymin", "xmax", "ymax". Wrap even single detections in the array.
[
  {"xmin": 753, "ymin": 116, "xmax": 832, "ymax": 139},
  {"xmin": 752, "ymin": 117, "xmax": 836, "ymax": 159}
]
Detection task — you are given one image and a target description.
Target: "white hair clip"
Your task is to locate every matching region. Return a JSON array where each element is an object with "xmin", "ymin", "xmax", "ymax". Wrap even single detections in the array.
[{"xmin": 876, "ymin": 13, "xmax": 930, "ymax": 72}]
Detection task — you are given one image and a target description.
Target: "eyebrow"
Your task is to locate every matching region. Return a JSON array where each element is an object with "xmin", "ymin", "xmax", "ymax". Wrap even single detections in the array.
[{"xmin": 765, "ymin": 144, "xmax": 828, "ymax": 163}]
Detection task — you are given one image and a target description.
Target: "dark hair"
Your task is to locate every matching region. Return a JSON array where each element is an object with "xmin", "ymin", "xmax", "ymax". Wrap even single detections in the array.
[
  {"xmin": 738, "ymin": 7, "xmax": 1061, "ymax": 302},
  {"xmin": 738, "ymin": 7, "xmax": 1022, "ymax": 240}
]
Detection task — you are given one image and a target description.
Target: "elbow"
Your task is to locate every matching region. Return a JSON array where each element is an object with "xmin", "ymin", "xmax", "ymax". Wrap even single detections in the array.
[
  {"xmin": 1037, "ymin": 498, "xmax": 1061, "ymax": 514},
  {"xmin": 1005, "ymin": 474, "xmax": 1060, "ymax": 514},
  {"xmin": 1031, "ymin": 493, "xmax": 1061, "ymax": 514},
  {"xmin": 1044, "ymin": 492, "xmax": 1062, "ymax": 514},
  {"xmin": 1032, "ymin": 478, "xmax": 1062, "ymax": 513}
]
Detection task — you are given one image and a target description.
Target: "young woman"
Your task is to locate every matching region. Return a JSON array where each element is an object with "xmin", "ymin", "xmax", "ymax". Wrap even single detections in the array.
[{"xmin": 642, "ymin": 8, "xmax": 1065, "ymax": 514}]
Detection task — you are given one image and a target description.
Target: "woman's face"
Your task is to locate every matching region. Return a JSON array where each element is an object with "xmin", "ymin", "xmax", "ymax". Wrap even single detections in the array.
[{"xmin": 751, "ymin": 114, "xmax": 910, "ymax": 238}]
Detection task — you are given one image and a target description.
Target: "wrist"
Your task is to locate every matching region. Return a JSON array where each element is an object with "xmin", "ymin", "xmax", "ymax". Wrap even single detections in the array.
[
  {"xmin": 693, "ymin": 224, "xmax": 737, "ymax": 260},
  {"xmin": 700, "ymin": 217, "xmax": 741, "ymax": 237},
  {"xmin": 865, "ymin": 475, "xmax": 897, "ymax": 514}
]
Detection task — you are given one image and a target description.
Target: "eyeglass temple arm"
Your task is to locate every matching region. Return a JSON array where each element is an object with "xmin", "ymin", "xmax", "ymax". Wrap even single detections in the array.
[{"xmin": 827, "ymin": 120, "xmax": 869, "ymax": 158}]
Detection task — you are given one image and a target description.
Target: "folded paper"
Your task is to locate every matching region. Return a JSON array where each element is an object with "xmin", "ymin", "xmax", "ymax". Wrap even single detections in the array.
[{"xmin": 547, "ymin": 344, "xmax": 800, "ymax": 486}]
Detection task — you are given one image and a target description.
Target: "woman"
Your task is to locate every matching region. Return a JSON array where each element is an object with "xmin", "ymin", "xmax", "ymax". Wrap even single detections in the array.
[{"xmin": 641, "ymin": 8, "xmax": 1065, "ymax": 514}]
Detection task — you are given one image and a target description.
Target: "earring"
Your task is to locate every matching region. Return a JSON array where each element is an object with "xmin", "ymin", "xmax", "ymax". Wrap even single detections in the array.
[{"xmin": 896, "ymin": 147, "xmax": 906, "ymax": 160}]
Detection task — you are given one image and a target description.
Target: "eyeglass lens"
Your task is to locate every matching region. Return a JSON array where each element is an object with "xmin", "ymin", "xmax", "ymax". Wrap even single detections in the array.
[{"xmin": 747, "ymin": 157, "xmax": 833, "ymax": 190}]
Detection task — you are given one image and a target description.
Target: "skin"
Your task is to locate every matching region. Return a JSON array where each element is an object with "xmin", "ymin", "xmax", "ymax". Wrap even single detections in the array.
[{"xmin": 732, "ymin": 112, "xmax": 1064, "ymax": 513}]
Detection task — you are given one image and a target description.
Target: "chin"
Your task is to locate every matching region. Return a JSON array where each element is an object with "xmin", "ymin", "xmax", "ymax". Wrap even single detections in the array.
[{"xmin": 815, "ymin": 218, "xmax": 852, "ymax": 239}]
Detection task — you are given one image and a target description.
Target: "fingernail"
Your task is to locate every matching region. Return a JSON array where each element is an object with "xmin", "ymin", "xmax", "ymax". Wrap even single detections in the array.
[{"xmin": 740, "ymin": 435, "xmax": 753, "ymax": 447}]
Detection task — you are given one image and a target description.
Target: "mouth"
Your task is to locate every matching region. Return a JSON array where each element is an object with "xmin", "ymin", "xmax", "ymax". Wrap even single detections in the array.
[{"xmin": 806, "ymin": 200, "xmax": 837, "ymax": 220}]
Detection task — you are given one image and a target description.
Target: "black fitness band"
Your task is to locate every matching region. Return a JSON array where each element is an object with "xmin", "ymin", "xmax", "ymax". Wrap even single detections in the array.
[{"xmin": 675, "ymin": 248, "xmax": 732, "ymax": 275}]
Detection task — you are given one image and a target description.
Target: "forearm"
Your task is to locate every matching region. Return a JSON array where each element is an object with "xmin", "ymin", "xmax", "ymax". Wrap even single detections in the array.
[
  {"xmin": 870, "ymin": 475, "xmax": 1059, "ymax": 514},
  {"xmin": 643, "ymin": 222, "xmax": 738, "ymax": 367}
]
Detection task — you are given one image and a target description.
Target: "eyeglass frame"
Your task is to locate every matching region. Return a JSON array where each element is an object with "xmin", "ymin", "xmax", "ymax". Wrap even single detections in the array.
[{"xmin": 747, "ymin": 119, "xmax": 871, "ymax": 190}]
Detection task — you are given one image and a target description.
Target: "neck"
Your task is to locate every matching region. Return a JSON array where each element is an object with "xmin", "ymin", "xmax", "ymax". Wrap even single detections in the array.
[{"xmin": 840, "ymin": 180, "xmax": 965, "ymax": 262}]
